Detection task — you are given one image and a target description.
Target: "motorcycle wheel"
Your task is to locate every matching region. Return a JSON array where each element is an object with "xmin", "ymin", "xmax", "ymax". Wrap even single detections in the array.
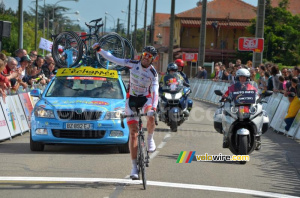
[
  {"xmin": 239, "ymin": 135, "xmax": 248, "ymax": 164},
  {"xmin": 170, "ymin": 121, "xmax": 178, "ymax": 132}
]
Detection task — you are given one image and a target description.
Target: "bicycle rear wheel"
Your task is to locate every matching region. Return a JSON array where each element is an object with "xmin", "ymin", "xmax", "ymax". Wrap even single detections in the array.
[
  {"xmin": 96, "ymin": 33, "xmax": 125, "ymax": 69},
  {"xmin": 52, "ymin": 31, "xmax": 83, "ymax": 68},
  {"xmin": 138, "ymin": 135, "xmax": 146, "ymax": 190}
]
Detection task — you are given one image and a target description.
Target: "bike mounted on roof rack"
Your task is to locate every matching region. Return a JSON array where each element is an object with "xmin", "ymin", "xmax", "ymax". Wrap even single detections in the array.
[{"xmin": 51, "ymin": 17, "xmax": 134, "ymax": 71}]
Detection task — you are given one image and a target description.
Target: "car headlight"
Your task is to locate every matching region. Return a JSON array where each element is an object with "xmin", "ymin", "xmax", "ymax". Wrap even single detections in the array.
[
  {"xmin": 104, "ymin": 111, "xmax": 122, "ymax": 120},
  {"xmin": 34, "ymin": 107, "xmax": 55, "ymax": 118},
  {"xmin": 164, "ymin": 92, "xmax": 172, "ymax": 99},
  {"xmin": 174, "ymin": 92, "xmax": 182, "ymax": 99}
]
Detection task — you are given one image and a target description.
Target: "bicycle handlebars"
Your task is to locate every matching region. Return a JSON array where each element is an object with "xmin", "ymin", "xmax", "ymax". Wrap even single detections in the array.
[
  {"xmin": 89, "ymin": 18, "xmax": 102, "ymax": 23},
  {"xmin": 120, "ymin": 111, "xmax": 158, "ymax": 129}
]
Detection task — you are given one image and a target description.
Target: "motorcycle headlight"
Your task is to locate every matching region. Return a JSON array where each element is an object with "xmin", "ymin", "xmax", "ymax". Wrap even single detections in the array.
[
  {"xmin": 231, "ymin": 106, "xmax": 238, "ymax": 114},
  {"xmin": 34, "ymin": 107, "xmax": 55, "ymax": 118},
  {"xmin": 164, "ymin": 92, "xmax": 172, "ymax": 100},
  {"xmin": 104, "ymin": 111, "xmax": 122, "ymax": 120},
  {"xmin": 174, "ymin": 92, "xmax": 182, "ymax": 99}
]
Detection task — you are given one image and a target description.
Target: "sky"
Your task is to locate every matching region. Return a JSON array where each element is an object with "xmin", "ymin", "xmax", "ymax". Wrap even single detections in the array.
[{"xmin": 2, "ymin": 0, "xmax": 257, "ymax": 31}]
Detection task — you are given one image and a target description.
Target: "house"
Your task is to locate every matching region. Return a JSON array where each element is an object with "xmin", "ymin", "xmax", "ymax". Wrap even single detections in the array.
[{"xmin": 153, "ymin": 0, "xmax": 257, "ymax": 76}]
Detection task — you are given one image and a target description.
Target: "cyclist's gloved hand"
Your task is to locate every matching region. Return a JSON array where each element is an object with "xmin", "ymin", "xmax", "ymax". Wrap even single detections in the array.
[
  {"xmin": 147, "ymin": 110, "xmax": 155, "ymax": 117},
  {"xmin": 92, "ymin": 43, "xmax": 101, "ymax": 52}
]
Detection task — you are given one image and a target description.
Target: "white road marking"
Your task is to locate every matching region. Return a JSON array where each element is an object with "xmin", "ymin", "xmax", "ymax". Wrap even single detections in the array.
[
  {"xmin": 149, "ymin": 150, "xmax": 159, "ymax": 159},
  {"xmin": 0, "ymin": 176, "xmax": 297, "ymax": 198},
  {"xmin": 157, "ymin": 142, "xmax": 166, "ymax": 149}
]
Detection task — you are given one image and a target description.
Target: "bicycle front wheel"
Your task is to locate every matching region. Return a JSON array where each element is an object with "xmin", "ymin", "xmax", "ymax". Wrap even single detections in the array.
[
  {"xmin": 52, "ymin": 31, "xmax": 83, "ymax": 68},
  {"xmin": 96, "ymin": 33, "xmax": 125, "ymax": 69},
  {"xmin": 138, "ymin": 135, "xmax": 146, "ymax": 190}
]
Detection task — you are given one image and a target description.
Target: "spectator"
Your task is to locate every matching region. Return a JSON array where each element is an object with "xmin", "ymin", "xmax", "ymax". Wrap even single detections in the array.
[
  {"xmin": 43, "ymin": 61, "xmax": 55, "ymax": 81},
  {"xmin": 246, "ymin": 60, "xmax": 252, "ymax": 69},
  {"xmin": 265, "ymin": 71, "xmax": 273, "ymax": 91},
  {"xmin": 199, "ymin": 67, "xmax": 207, "ymax": 79},
  {"xmin": 15, "ymin": 49, "xmax": 27, "ymax": 67},
  {"xmin": 281, "ymin": 67, "xmax": 289, "ymax": 78},
  {"xmin": 43, "ymin": 55, "xmax": 54, "ymax": 69},
  {"xmin": 284, "ymin": 78, "xmax": 300, "ymax": 131},
  {"xmin": 278, "ymin": 75, "xmax": 286, "ymax": 94},
  {"xmin": 194, "ymin": 66, "xmax": 203, "ymax": 79},
  {"xmin": 284, "ymin": 77, "xmax": 298, "ymax": 103},
  {"xmin": 250, "ymin": 69, "xmax": 257, "ymax": 82},
  {"xmin": 270, "ymin": 65, "xmax": 281, "ymax": 93},
  {"xmin": 213, "ymin": 65, "xmax": 220, "ymax": 81},
  {"xmin": 258, "ymin": 70, "xmax": 267, "ymax": 93},
  {"xmin": 235, "ymin": 59, "xmax": 242, "ymax": 67},
  {"xmin": 2, "ymin": 57, "xmax": 19, "ymax": 82},
  {"xmin": 292, "ymin": 66, "xmax": 300, "ymax": 81},
  {"xmin": 29, "ymin": 50, "xmax": 38, "ymax": 62}
]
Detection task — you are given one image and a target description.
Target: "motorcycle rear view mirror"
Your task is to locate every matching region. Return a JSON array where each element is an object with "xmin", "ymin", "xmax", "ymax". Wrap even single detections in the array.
[
  {"xmin": 214, "ymin": 90, "xmax": 223, "ymax": 96},
  {"xmin": 264, "ymin": 90, "xmax": 273, "ymax": 97}
]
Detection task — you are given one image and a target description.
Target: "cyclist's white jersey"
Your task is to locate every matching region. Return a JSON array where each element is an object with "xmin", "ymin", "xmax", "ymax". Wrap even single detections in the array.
[{"xmin": 98, "ymin": 50, "xmax": 159, "ymax": 108}]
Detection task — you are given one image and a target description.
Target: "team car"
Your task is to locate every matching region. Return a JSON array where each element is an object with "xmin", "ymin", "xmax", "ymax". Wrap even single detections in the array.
[{"xmin": 30, "ymin": 67, "xmax": 129, "ymax": 153}]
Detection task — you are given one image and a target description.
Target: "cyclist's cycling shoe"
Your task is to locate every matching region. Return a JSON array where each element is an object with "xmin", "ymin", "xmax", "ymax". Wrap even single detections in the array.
[
  {"xmin": 130, "ymin": 167, "xmax": 139, "ymax": 180},
  {"xmin": 148, "ymin": 138, "xmax": 156, "ymax": 153}
]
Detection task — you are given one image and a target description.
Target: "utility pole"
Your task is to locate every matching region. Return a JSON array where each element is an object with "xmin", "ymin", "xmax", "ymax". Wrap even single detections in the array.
[
  {"xmin": 151, "ymin": 0, "xmax": 156, "ymax": 45},
  {"xmin": 35, "ymin": 0, "xmax": 38, "ymax": 51},
  {"xmin": 168, "ymin": 0, "xmax": 175, "ymax": 63},
  {"xmin": 253, "ymin": 0, "xmax": 266, "ymax": 68},
  {"xmin": 143, "ymin": 0, "xmax": 147, "ymax": 46},
  {"xmin": 198, "ymin": 0, "xmax": 207, "ymax": 68},
  {"xmin": 133, "ymin": 0, "xmax": 138, "ymax": 50},
  {"xmin": 117, "ymin": 18, "xmax": 120, "ymax": 33},
  {"xmin": 18, "ymin": 0, "xmax": 23, "ymax": 49},
  {"xmin": 104, "ymin": 15, "xmax": 106, "ymax": 33},
  {"xmin": 127, "ymin": 0, "xmax": 131, "ymax": 39}
]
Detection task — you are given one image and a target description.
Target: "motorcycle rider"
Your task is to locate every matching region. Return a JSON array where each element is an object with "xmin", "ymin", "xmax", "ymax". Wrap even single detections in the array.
[
  {"xmin": 175, "ymin": 59, "xmax": 189, "ymax": 84},
  {"xmin": 92, "ymin": 43, "xmax": 158, "ymax": 179},
  {"xmin": 221, "ymin": 68, "xmax": 259, "ymax": 148},
  {"xmin": 174, "ymin": 59, "xmax": 193, "ymax": 112}
]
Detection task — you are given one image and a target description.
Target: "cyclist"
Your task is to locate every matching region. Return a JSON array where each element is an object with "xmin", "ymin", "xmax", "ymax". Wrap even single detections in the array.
[{"xmin": 92, "ymin": 43, "xmax": 158, "ymax": 179}]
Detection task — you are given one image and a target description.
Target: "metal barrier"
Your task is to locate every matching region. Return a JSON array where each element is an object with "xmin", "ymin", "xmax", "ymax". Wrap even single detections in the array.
[{"xmin": 189, "ymin": 79, "xmax": 300, "ymax": 140}]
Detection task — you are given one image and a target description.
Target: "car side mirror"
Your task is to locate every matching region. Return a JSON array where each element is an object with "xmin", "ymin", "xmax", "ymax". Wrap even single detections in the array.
[
  {"xmin": 30, "ymin": 89, "xmax": 42, "ymax": 98},
  {"xmin": 214, "ymin": 90, "xmax": 223, "ymax": 96}
]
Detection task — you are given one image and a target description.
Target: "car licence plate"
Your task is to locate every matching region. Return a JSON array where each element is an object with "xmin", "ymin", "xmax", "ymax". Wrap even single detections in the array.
[{"xmin": 66, "ymin": 123, "xmax": 93, "ymax": 129}]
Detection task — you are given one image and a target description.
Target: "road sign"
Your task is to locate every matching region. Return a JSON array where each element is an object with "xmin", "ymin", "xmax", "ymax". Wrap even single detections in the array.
[
  {"xmin": 238, "ymin": 37, "xmax": 264, "ymax": 53},
  {"xmin": 182, "ymin": 53, "xmax": 198, "ymax": 62}
]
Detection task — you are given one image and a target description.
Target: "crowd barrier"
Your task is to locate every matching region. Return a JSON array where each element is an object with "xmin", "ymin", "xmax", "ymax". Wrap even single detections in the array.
[
  {"xmin": 189, "ymin": 79, "xmax": 300, "ymax": 140},
  {"xmin": 0, "ymin": 86, "xmax": 42, "ymax": 141}
]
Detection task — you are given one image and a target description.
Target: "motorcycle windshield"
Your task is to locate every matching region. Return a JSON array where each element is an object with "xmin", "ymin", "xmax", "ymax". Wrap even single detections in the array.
[
  {"xmin": 162, "ymin": 74, "xmax": 184, "ymax": 93},
  {"xmin": 229, "ymin": 81, "xmax": 258, "ymax": 105}
]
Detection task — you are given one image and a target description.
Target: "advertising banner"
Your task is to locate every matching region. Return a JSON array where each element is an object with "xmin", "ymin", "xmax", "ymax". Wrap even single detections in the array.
[
  {"xmin": 0, "ymin": 96, "xmax": 22, "ymax": 136},
  {"xmin": 0, "ymin": 98, "xmax": 11, "ymax": 141},
  {"xmin": 18, "ymin": 92, "xmax": 34, "ymax": 125},
  {"xmin": 11, "ymin": 95, "xmax": 29, "ymax": 132}
]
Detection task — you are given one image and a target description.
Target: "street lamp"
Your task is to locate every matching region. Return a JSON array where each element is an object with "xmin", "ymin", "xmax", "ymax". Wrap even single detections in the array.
[
  {"xmin": 105, "ymin": 12, "xmax": 116, "ymax": 31},
  {"xmin": 52, "ymin": 0, "xmax": 79, "ymax": 33}
]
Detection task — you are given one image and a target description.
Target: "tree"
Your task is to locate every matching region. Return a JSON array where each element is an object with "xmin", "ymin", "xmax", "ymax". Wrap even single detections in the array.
[{"xmin": 248, "ymin": 0, "xmax": 300, "ymax": 65}]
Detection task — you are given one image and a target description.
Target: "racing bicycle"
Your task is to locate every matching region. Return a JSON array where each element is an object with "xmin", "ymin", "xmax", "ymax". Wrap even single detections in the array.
[
  {"xmin": 120, "ymin": 108, "xmax": 158, "ymax": 190},
  {"xmin": 51, "ymin": 18, "xmax": 134, "ymax": 70}
]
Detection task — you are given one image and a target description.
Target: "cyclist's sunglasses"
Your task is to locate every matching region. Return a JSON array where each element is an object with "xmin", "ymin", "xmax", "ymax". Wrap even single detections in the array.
[{"xmin": 142, "ymin": 52, "xmax": 154, "ymax": 59}]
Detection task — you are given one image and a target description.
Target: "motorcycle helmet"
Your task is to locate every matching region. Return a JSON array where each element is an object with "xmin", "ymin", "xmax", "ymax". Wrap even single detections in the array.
[
  {"xmin": 236, "ymin": 68, "xmax": 250, "ymax": 78},
  {"xmin": 174, "ymin": 59, "xmax": 185, "ymax": 67},
  {"xmin": 142, "ymin": 46, "xmax": 157, "ymax": 58},
  {"xmin": 167, "ymin": 63, "xmax": 178, "ymax": 73}
]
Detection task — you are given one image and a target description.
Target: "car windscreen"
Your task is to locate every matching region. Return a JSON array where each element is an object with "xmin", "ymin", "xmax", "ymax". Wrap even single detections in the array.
[{"xmin": 45, "ymin": 76, "xmax": 124, "ymax": 99}]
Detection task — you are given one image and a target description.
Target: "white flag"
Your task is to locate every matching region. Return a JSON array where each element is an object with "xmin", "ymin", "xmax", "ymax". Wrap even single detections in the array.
[{"xmin": 38, "ymin": 38, "xmax": 53, "ymax": 52}]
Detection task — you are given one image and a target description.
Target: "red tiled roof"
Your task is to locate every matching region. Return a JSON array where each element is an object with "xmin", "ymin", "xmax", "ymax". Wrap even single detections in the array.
[
  {"xmin": 176, "ymin": 0, "xmax": 256, "ymax": 20},
  {"xmin": 271, "ymin": 0, "xmax": 300, "ymax": 15},
  {"xmin": 181, "ymin": 19, "xmax": 251, "ymax": 28}
]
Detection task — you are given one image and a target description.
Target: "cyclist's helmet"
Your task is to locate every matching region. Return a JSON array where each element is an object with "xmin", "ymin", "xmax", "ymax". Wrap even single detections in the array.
[
  {"xmin": 142, "ymin": 46, "xmax": 157, "ymax": 58},
  {"xmin": 236, "ymin": 68, "xmax": 250, "ymax": 78},
  {"xmin": 167, "ymin": 63, "xmax": 178, "ymax": 72},
  {"xmin": 175, "ymin": 59, "xmax": 185, "ymax": 67}
]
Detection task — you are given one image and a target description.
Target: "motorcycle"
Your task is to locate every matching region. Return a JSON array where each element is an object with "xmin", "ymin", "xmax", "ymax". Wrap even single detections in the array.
[
  {"xmin": 213, "ymin": 81, "xmax": 273, "ymax": 164},
  {"xmin": 158, "ymin": 74, "xmax": 192, "ymax": 132}
]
